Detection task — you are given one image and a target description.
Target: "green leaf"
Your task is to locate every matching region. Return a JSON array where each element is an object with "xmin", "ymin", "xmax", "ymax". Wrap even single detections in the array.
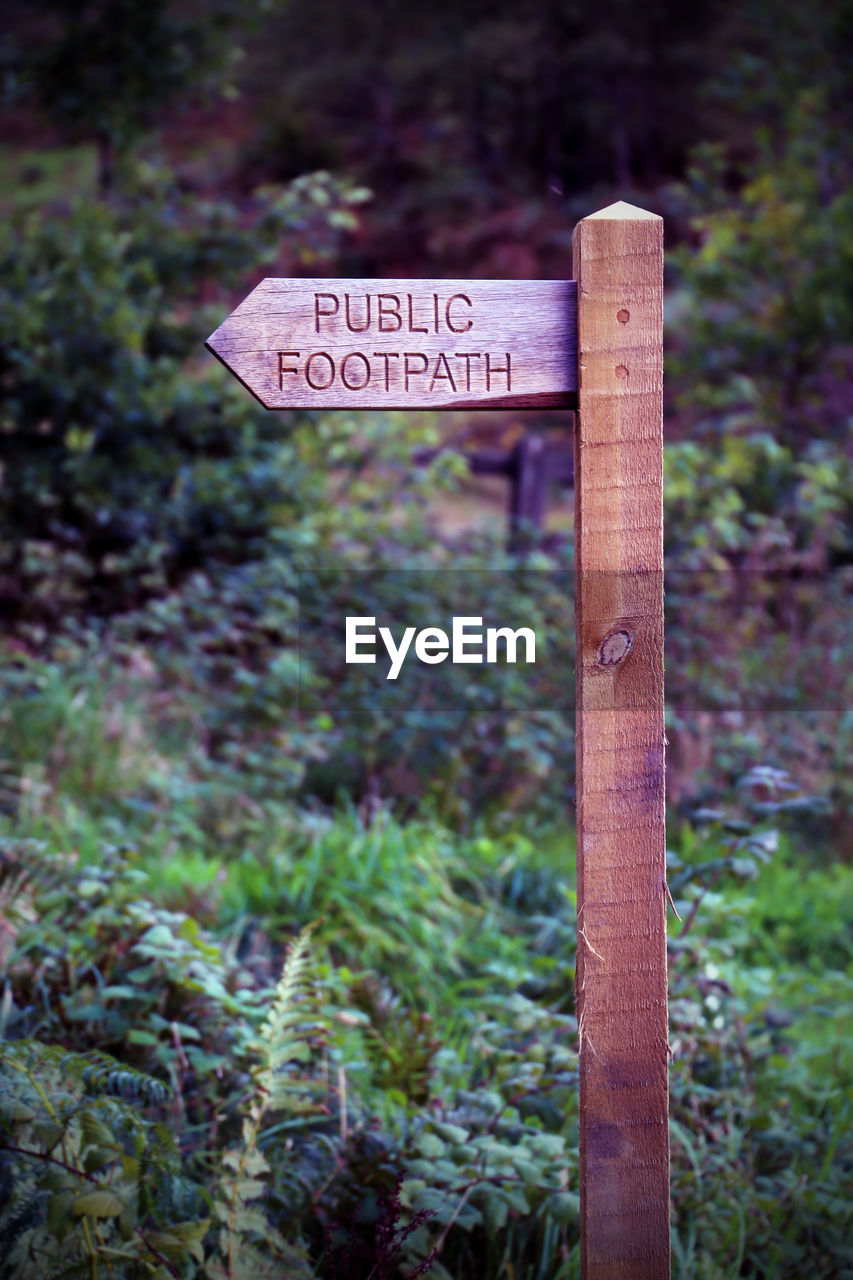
[
  {"xmin": 80, "ymin": 1112, "xmax": 117, "ymax": 1148},
  {"xmin": 504, "ymin": 1186, "xmax": 529, "ymax": 1214},
  {"xmin": 415, "ymin": 1132, "xmax": 446, "ymax": 1159},
  {"xmin": 47, "ymin": 1189, "xmax": 77, "ymax": 1242},
  {"xmin": 128, "ymin": 1029, "xmax": 160, "ymax": 1045},
  {"xmin": 148, "ymin": 1219, "xmax": 210, "ymax": 1263},
  {"xmin": 119, "ymin": 1205, "xmax": 137, "ymax": 1242},
  {"xmin": 137, "ymin": 923, "xmax": 176, "ymax": 948},
  {"xmin": 511, "ymin": 1158, "xmax": 541, "ymax": 1185},
  {"xmin": 41, "ymin": 1170, "xmax": 76, "ymax": 1192},
  {"xmin": 72, "ymin": 1189, "xmax": 125, "ymax": 1218},
  {"xmin": 431, "ymin": 1121, "xmax": 470, "ymax": 1145},
  {"xmin": 33, "ymin": 1118, "xmax": 64, "ymax": 1150},
  {"xmin": 547, "ymin": 1192, "xmax": 580, "ymax": 1224},
  {"xmin": 77, "ymin": 878, "xmax": 104, "ymax": 897},
  {"xmin": 529, "ymin": 1134, "xmax": 567, "ymax": 1159},
  {"xmin": 482, "ymin": 1193, "xmax": 508, "ymax": 1233},
  {"xmin": 0, "ymin": 1097, "xmax": 37, "ymax": 1122},
  {"xmin": 84, "ymin": 1145, "xmax": 118, "ymax": 1174}
]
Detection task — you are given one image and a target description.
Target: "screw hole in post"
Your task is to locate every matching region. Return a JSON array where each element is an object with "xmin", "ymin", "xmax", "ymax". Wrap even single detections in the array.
[
  {"xmin": 617, "ymin": 309, "xmax": 630, "ymax": 323},
  {"xmin": 615, "ymin": 365, "xmax": 629, "ymax": 380}
]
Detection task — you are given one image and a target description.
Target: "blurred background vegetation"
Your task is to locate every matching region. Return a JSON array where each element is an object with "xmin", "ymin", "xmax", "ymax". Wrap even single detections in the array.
[{"xmin": 0, "ymin": 1, "xmax": 851, "ymax": 1277}]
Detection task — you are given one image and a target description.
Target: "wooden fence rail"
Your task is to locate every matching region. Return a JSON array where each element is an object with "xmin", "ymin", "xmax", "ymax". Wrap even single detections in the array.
[{"xmin": 414, "ymin": 436, "xmax": 574, "ymax": 550}]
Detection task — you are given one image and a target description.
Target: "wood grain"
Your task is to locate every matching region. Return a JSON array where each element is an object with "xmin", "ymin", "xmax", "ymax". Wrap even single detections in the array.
[
  {"xmin": 206, "ymin": 278, "xmax": 577, "ymax": 410},
  {"xmin": 573, "ymin": 202, "xmax": 669, "ymax": 1279}
]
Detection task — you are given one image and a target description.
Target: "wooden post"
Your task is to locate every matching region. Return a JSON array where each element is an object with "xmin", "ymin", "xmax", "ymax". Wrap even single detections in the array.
[
  {"xmin": 509, "ymin": 434, "xmax": 548, "ymax": 553},
  {"xmin": 573, "ymin": 203, "xmax": 668, "ymax": 1278}
]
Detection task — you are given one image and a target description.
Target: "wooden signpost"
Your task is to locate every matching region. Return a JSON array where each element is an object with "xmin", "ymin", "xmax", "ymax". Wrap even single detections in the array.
[
  {"xmin": 207, "ymin": 201, "xmax": 669, "ymax": 1278},
  {"xmin": 573, "ymin": 206, "xmax": 668, "ymax": 1279},
  {"xmin": 206, "ymin": 278, "xmax": 577, "ymax": 410}
]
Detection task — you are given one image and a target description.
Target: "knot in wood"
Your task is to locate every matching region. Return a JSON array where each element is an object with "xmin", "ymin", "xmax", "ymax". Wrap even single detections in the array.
[{"xmin": 598, "ymin": 629, "xmax": 633, "ymax": 666}]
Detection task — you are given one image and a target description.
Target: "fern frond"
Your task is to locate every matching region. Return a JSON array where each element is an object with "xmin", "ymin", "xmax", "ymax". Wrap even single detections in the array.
[
  {"xmin": 256, "ymin": 926, "xmax": 319, "ymax": 1070},
  {"xmin": 1, "ymin": 1040, "xmax": 170, "ymax": 1110},
  {"xmin": 214, "ymin": 924, "xmax": 321, "ymax": 1279}
]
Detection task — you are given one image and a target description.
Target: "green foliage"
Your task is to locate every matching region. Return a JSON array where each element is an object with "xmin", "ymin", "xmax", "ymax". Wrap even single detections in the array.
[
  {"xmin": 0, "ymin": 642, "xmax": 156, "ymax": 824},
  {"xmin": 0, "ymin": 1039, "xmax": 210, "ymax": 1279},
  {"xmin": 660, "ymin": 85, "xmax": 853, "ymax": 857},
  {"xmin": 0, "ymin": 146, "xmax": 99, "ymax": 213},
  {"xmin": 0, "ymin": 167, "xmax": 368, "ymax": 624},
  {"xmin": 391, "ymin": 990, "xmax": 579, "ymax": 1280},
  {"xmin": 698, "ymin": 0, "xmax": 853, "ymax": 164},
  {"xmin": 670, "ymin": 90, "xmax": 853, "ymax": 443},
  {"xmin": 2, "ymin": 7, "xmax": 853, "ymax": 1277},
  {"xmin": 671, "ymin": 765, "xmax": 853, "ymax": 974},
  {"xmin": 666, "ymin": 811, "xmax": 853, "ymax": 1278},
  {"xmin": 214, "ymin": 814, "xmax": 570, "ymax": 1015},
  {"xmin": 0, "ymin": 550, "xmax": 573, "ymax": 826},
  {"xmin": 662, "ymin": 87, "xmax": 853, "ymax": 714},
  {"xmin": 349, "ymin": 977, "xmax": 442, "ymax": 1107},
  {"xmin": 2, "ymin": 736, "xmax": 852, "ymax": 1278},
  {"xmin": 0, "ymin": 838, "xmax": 271, "ymax": 1096},
  {"xmin": 662, "ymin": 771, "xmax": 853, "ymax": 1276}
]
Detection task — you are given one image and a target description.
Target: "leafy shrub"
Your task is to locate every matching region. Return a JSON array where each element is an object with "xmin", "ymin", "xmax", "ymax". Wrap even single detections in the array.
[
  {"xmin": 0, "ymin": 168, "xmax": 368, "ymax": 623},
  {"xmin": 0, "ymin": 929, "xmax": 332, "ymax": 1279},
  {"xmin": 661, "ymin": 91, "xmax": 853, "ymax": 835},
  {"xmin": 666, "ymin": 776, "xmax": 853, "ymax": 1278},
  {"xmin": 3, "ymin": 754, "xmax": 853, "ymax": 1279},
  {"xmin": 0, "ymin": 839, "xmax": 269, "ymax": 1101},
  {"xmin": 0, "ymin": 1040, "xmax": 209, "ymax": 1278},
  {"xmin": 393, "ymin": 994, "xmax": 579, "ymax": 1280},
  {"xmin": 669, "ymin": 90, "xmax": 853, "ymax": 446}
]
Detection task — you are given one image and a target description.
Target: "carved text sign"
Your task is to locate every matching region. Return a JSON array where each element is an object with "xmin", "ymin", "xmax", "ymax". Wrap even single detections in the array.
[{"xmin": 206, "ymin": 278, "xmax": 577, "ymax": 410}]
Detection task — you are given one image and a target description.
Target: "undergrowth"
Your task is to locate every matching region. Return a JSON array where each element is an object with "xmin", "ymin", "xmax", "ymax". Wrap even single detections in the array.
[{"xmin": 1, "ymin": 728, "xmax": 851, "ymax": 1276}]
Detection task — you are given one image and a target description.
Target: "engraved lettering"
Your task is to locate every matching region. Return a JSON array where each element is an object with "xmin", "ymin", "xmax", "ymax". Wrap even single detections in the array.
[
  {"xmin": 404, "ymin": 352, "xmax": 429, "ymax": 390},
  {"xmin": 305, "ymin": 351, "xmax": 335, "ymax": 390},
  {"xmin": 275, "ymin": 332, "xmax": 517, "ymax": 401},
  {"xmin": 407, "ymin": 294, "xmax": 428, "ymax": 334},
  {"xmin": 344, "ymin": 293, "xmax": 371, "ymax": 333},
  {"xmin": 377, "ymin": 294, "xmax": 402, "ymax": 332},
  {"xmin": 341, "ymin": 352, "xmax": 371, "ymax": 390},
  {"xmin": 373, "ymin": 351, "xmax": 400, "ymax": 391},
  {"xmin": 433, "ymin": 293, "xmax": 440, "ymax": 333},
  {"xmin": 278, "ymin": 352, "xmax": 300, "ymax": 390},
  {"xmin": 428, "ymin": 352, "xmax": 457, "ymax": 393},
  {"xmin": 485, "ymin": 352, "xmax": 511, "ymax": 392},
  {"xmin": 314, "ymin": 293, "xmax": 339, "ymax": 333},
  {"xmin": 453, "ymin": 352, "xmax": 481, "ymax": 392},
  {"xmin": 446, "ymin": 293, "xmax": 473, "ymax": 333}
]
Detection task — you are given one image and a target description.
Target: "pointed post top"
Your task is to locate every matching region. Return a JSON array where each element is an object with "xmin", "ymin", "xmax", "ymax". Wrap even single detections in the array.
[{"xmin": 582, "ymin": 200, "xmax": 661, "ymax": 221}]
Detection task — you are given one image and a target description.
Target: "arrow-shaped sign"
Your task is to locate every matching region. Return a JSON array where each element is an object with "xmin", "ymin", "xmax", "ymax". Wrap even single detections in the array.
[{"xmin": 206, "ymin": 277, "xmax": 577, "ymax": 410}]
